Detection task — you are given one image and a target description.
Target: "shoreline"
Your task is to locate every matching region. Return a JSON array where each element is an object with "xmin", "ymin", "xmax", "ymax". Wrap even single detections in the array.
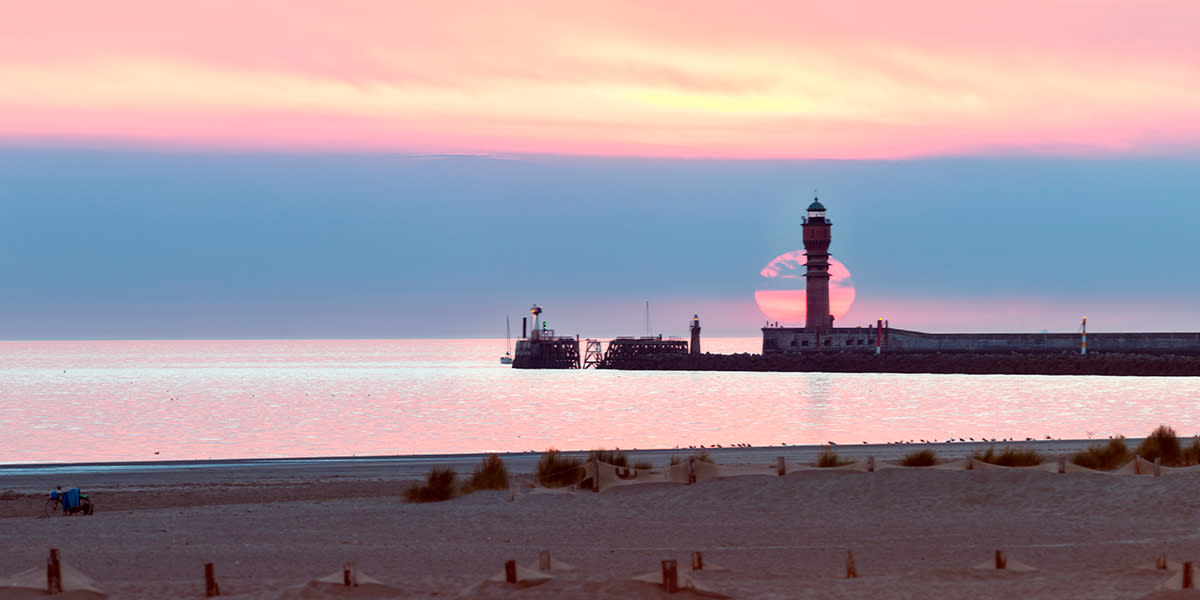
[{"xmin": 0, "ymin": 439, "xmax": 1111, "ymax": 493}]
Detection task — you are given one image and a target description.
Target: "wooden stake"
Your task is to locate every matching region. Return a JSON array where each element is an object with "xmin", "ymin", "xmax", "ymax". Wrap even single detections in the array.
[
  {"xmin": 688, "ymin": 456, "xmax": 696, "ymax": 485},
  {"xmin": 661, "ymin": 559, "xmax": 678, "ymax": 593},
  {"xmin": 343, "ymin": 562, "xmax": 356, "ymax": 587},
  {"xmin": 1156, "ymin": 553, "xmax": 1168, "ymax": 570},
  {"xmin": 47, "ymin": 548, "xmax": 62, "ymax": 594},
  {"xmin": 504, "ymin": 560, "xmax": 517, "ymax": 584},
  {"xmin": 691, "ymin": 552, "xmax": 703, "ymax": 571},
  {"xmin": 538, "ymin": 550, "xmax": 551, "ymax": 571},
  {"xmin": 590, "ymin": 457, "xmax": 599, "ymax": 493},
  {"xmin": 867, "ymin": 456, "xmax": 874, "ymax": 472},
  {"xmin": 1184, "ymin": 562, "xmax": 1194, "ymax": 589},
  {"xmin": 776, "ymin": 456, "xmax": 786, "ymax": 476},
  {"xmin": 845, "ymin": 550, "xmax": 857, "ymax": 579},
  {"xmin": 204, "ymin": 562, "xmax": 220, "ymax": 597},
  {"xmin": 1134, "ymin": 454, "xmax": 1142, "ymax": 475},
  {"xmin": 994, "ymin": 550, "xmax": 1006, "ymax": 570},
  {"xmin": 1057, "ymin": 456, "xmax": 1066, "ymax": 474},
  {"xmin": 1154, "ymin": 457, "xmax": 1161, "ymax": 477}
]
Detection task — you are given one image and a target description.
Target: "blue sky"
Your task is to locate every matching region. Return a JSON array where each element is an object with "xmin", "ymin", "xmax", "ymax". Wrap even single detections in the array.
[{"xmin": 2, "ymin": 149, "xmax": 1199, "ymax": 339}]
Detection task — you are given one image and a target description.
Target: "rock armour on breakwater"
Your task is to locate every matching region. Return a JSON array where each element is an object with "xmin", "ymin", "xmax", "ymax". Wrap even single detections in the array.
[{"xmin": 600, "ymin": 351, "xmax": 1200, "ymax": 376}]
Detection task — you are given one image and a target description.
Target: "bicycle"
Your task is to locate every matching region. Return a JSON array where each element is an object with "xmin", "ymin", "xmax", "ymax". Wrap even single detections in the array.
[{"xmin": 44, "ymin": 487, "xmax": 94, "ymax": 517}]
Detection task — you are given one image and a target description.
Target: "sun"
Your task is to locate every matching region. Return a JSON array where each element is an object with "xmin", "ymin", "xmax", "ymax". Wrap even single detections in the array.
[{"xmin": 755, "ymin": 250, "xmax": 855, "ymax": 324}]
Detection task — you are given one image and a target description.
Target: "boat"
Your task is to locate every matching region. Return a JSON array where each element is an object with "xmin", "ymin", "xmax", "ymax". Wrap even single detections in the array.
[{"xmin": 500, "ymin": 316, "xmax": 514, "ymax": 364}]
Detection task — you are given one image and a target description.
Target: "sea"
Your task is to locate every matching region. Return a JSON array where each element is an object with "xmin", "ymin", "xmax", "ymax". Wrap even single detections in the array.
[{"xmin": 2, "ymin": 337, "xmax": 1198, "ymax": 466}]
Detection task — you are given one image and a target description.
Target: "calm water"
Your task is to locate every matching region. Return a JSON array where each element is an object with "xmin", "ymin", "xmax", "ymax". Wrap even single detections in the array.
[{"xmin": 2, "ymin": 338, "xmax": 1198, "ymax": 465}]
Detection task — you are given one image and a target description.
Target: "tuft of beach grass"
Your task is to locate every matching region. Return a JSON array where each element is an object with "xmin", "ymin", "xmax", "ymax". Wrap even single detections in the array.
[
  {"xmin": 1072, "ymin": 436, "xmax": 1131, "ymax": 470},
  {"xmin": 405, "ymin": 467, "xmax": 457, "ymax": 502},
  {"xmin": 972, "ymin": 445, "xmax": 1044, "ymax": 467},
  {"xmin": 900, "ymin": 449, "xmax": 938, "ymax": 467},
  {"xmin": 465, "ymin": 453, "xmax": 509, "ymax": 492},
  {"xmin": 1134, "ymin": 425, "xmax": 1183, "ymax": 466},
  {"xmin": 536, "ymin": 449, "xmax": 584, "ymax": 488},
  {"xmin": 816, "ymin": 445, "xmax": 852, "ymax": 467}
]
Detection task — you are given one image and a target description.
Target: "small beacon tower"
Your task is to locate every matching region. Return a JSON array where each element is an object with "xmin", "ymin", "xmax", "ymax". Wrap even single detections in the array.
[
  {"xmin": 530, "ymin": 305, "xmax": 543, "ymax": 339},
  {"xmin": 802, "ymin": 197, "xmax": 833, "ymax": 330},
  {"xmin": 690, "ymin": 314, "xmax": 701, "ymax": 354}
]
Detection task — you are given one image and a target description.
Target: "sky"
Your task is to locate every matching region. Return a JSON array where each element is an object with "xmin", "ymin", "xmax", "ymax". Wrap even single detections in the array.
[{"xmin": 2, "ymin": 1, "xmax": 1199, "ymax": 339}]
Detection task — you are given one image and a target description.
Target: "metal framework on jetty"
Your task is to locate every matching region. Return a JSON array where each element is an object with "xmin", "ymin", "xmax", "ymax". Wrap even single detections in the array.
[{"xmin": 511, "ymin": 305, "xmax": 694, "ymax": 369}]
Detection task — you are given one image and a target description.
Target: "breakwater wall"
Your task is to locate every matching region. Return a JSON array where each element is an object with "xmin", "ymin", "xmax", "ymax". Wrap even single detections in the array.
[
  {"xmin": 597, "ymin": 351, "xmax": 1200, "ymax": 376},
  {"xmin": 885, "ymin": 329, "xmax": 1200, "ymax": 354},
  {"xmin": 762, "ymin": 326, "xmax": 1200, "ymax": 356}
]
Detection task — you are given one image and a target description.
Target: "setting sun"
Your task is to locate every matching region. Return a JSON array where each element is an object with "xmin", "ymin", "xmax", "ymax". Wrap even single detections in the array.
[{"xmin": 755, "ymin": 251, "xmax": 855, "ymax": 324}]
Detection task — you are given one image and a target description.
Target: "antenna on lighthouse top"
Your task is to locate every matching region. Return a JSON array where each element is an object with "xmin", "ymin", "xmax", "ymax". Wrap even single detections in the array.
[{"xmin": 644, "ymin": 300, "xmax": 651, "ymax": 337}]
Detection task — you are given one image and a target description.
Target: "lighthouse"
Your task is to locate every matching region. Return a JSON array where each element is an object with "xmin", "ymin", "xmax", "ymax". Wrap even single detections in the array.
[{"xmin": 802, "ymin": 197, "xmax": 833, "ymax": 330}]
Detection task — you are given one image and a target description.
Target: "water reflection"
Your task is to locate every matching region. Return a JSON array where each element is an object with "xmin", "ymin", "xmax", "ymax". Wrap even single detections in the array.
[{"xmin": 1, "ymin": 339, "xmax": 1198, "ymax": 464}]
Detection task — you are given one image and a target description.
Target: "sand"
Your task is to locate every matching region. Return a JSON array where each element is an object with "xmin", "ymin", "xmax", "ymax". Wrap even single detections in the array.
[{"xmin": 3, "ymin": 444, "xmax": 1200, "ymax": 599}]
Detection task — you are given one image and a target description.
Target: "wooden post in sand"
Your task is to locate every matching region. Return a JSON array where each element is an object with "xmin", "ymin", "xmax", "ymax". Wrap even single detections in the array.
[
  {"xmin": 1184, "ymin": 562, "xmax": 1194, "ymax": 589},
  {"xmin": 845, "ymin": 550, "xmax": 857, "ymax": 579},
  {"xmin": 776, "ymin": 456, "xmax": 786, "ymax": 476},
  {"xmin": 204, "ymin": 562, "xmax": 220, "ymax": 597},
  {"xmin": 661, "ymin": 560, "xmax": 678, "ymax": 593},
  {"xmin": 343, "ymin": 562, "xmax": 357, "ymax": 587},
  {"xmin": 1155, "ymin": 553, "xmax": 1168, "ymax": 570},
  {"xmin": 994, "ymin": 550, "xmax": 1007, "ymax": 570},
  {"xmin": 691, "ymin": 552, "xmax": 703, "ymax": 570},
  {"xmin": 47, "ymin": 548, "xmax": 62, "ymax": 594},
  {"xmin": 1134, "ymin": 454, "xmax": 1142, "ymax": 474},
  {"xmin": 590, "ymin": 456, "xmax": 599, "ymax": 493},
  {"xmin": 538, "ymin": 550, "xmax": 551, "ymax": 571},
  {"xmin": 688, "ymin": 456, "xmax": 697, "ymax": 485},
  {"xmin": 504, "ymin": 560, "xmax": 517, "ymax": 584},
  {"xmin": 1057, "ymin": 456, "xmax": 1066, "ymax": 474},
  {"xmin": 1154, "ymin": 457, "xmax": 1161, "ymax": 477},
  {"xmin": 867, "ymin": 456, "xmax": 875, "ymax": 472}
]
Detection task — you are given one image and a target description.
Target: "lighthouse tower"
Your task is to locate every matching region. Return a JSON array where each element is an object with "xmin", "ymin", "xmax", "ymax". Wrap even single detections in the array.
[{"xmin": 802, "ymin": 197, "xmax": 833, "ymax": 330}]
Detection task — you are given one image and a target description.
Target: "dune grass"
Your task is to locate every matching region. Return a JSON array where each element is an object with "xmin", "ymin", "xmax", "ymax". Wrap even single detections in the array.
[
  {"xmin": 589, "ymin": 449, "xmax": 651, "ymax": 470},
  {"xmin": 1185, "ymin": 437, "xmax": 1200, "ymax": 466},
  {"xmin": 1072, "ymin": 436, "xmax": 1131, "ymax": 470},
  {"xmin": 405, "ymin": 467, "xmax": 457, "ymax": 502},
  {"xmin": 589, "ymin": 448, "xmax": 628, "ymax": 467},
  {"xmin": 669, "ymin": 451, "xmax": 714, "ymax": 465},
  {"xmin": 972, "ymin": 445, "xmax": 1044, "ymax": 467},
  {"xmin": 466, "ymin": 453, "xmax": 509, "ymax": 491},
  {"xmin": 1134, "ymin": 425, "xmax": 1183, "ymax": 466},
  {"xmin": 900, "ymin": 449, "xmax": 938, "ymax": 467},
  {"xmin": 536, "ymin": 449, "xmax": 584, "ymax": 488},
  {"xmin": 816, "ymin": 446, "xmax": 852, "ymax": 467}
]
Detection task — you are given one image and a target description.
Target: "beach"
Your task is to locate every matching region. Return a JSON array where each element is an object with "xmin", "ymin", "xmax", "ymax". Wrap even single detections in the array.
[{"xmin": 3, "ymin": 442, "xmax": 1199, "ymax": 599}]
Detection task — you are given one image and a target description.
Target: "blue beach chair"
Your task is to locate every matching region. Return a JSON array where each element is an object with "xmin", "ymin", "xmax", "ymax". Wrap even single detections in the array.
[{"xmin": 45, "ymin": 487, "xmax": 94, "ymax": 516}]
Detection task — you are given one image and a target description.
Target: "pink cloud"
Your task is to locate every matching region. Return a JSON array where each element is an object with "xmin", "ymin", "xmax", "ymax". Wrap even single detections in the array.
[{"xmin": 3, "ymin": 1, "xmax": 1200, "ymax": 157}]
